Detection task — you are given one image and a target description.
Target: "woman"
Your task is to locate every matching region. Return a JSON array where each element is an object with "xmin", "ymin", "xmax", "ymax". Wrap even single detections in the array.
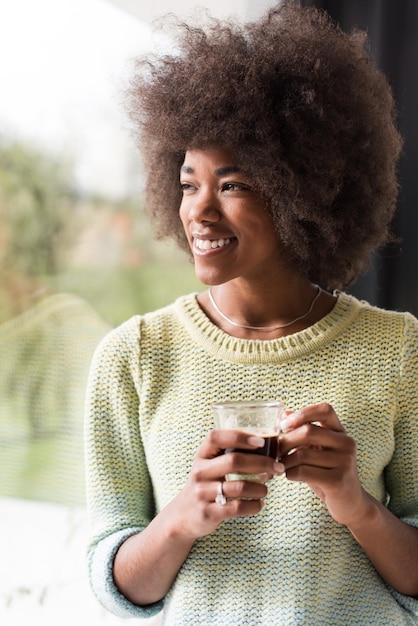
[{"xmin": 85, "ymin": 3, "xmax": 418, "ymax": 624}]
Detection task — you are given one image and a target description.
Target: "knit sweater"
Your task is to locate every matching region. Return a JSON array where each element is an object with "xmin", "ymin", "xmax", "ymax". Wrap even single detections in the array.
[
  {"xmin": 85, "ymin": 291, "xmax": 418, "ymax": 625},
  {"xmin": 0, "ymin": 293, "xmax": 109, "ymax": 505}
]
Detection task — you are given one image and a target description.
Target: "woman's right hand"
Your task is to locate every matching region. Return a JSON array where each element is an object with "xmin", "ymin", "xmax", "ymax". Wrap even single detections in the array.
[
  {"xmin": 114, "ymin": 429, "xmax": 283, "ymax": 606},
  {"xmin": 172, "ymin": 428, "xmax": 284, "ymax": 539}
]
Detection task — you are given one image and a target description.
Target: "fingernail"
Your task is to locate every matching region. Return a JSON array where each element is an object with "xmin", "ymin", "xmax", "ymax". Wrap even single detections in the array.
[
  {"xmin": 248, "ymin": 435, "xmax": 265, "ymax": 447},
  {"xmin": 273, "ymin": 461, "xmax": 285, "ymax": 474},
  {"xmin": 281, "ymin": 411, "xmax": 300, "ymax": 432},
  {"xmin": 280, "ymin": 418, "xmax": 291, "ymax": 432}
]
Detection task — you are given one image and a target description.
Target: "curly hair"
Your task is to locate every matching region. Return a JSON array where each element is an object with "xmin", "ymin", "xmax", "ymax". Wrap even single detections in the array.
[{"xmin": 126, "ymin": 2, "xmax": 402, "ymax": 289}]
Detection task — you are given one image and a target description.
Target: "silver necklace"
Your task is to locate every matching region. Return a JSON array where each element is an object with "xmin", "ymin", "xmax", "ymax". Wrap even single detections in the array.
[{"xmin": 208, "ymin": 285, "xmax": 321, "ymax": 332}]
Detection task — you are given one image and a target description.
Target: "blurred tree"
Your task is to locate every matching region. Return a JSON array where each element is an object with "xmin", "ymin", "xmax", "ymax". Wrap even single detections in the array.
[
  {"xmin": 0, "ymin": 139, "xmax": 76, "ymax": 278},
  {"xmin": 0, "ymin": 139, "xmax": 111, "ymax": 505}
]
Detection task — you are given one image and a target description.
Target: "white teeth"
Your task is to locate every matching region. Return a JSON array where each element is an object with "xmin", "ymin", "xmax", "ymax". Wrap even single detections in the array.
[{"xmin": 195, "ymin": 238, "xmax": 231, "ymax": 250}]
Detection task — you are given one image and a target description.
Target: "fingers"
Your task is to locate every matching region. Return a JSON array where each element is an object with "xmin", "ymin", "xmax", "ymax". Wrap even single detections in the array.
[
  {"xmin": 283, "ymin": 442, "xmax": 356, "ymax": 474},
  {"xmin": 186, "ymin": 474, "xmax": 267, "ymax": 531},
  {"xmin": 194, "ymin": 450, "xmax": 283, "ymax": 483},
  {"xmin": 284, "ymin": 464, "xmax": 346, "ymax": 489},
  {"xmin": 278, "ymin": 404, "xmax": 359, "ymax": 517},
  {"xmin": 279, "ymin": 422, "xmax": 351, "ymax": 457},
  {"xmin": 177, "ymin": 474, "xmax": 267, "ymax": 538},
  {"xmin": 199, "ymin": 428, "xmax": 268, "ymax": 458},
  {"xmin": 279, "ymin": 402, "xmax": 356, "ymax": 477},
  {"xmin": 206, "ymin": 478, "xmax": 268, "ymax": 506},
  {"xmin": 281, "ymin": 403, "xmax": 346, "ymax": 434},
  {"xmin": 197, "ymin": 429, "xmax": 284, "ymax": 480},
  {"xmin": 215, "ymin": 497, "xmax": 265, "ymax": 518},
  {"xmin": 279, "ymin": 403, "xmax": 347, "ymax": 455},
  {"xmin": 189, "ymin": 429, "xmax": 279, "ymax": 506},
  {"xmin": 181, "ymin": 428, "xmax": 284, "ymax": 537},
  {"xmin": 209, "ymin": 495, "xmax": 265, "ymax": 520},
  {"xmin": 210, "ymin": 479, "xmax": 267, "ymax": 519}
]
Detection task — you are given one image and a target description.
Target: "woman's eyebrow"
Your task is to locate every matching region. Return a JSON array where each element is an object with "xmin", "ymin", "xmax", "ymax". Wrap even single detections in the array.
[
  {"xmin": 180, "ymin": 165, "xmax": 240, "ymax": 175},
  {"xmin": 215, "ymin": 165, "xmax": 240, "ymax": 176}
]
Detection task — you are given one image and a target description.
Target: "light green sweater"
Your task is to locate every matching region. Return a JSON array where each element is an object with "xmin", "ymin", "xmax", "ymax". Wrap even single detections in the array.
[
  {"xmin": 85, "ymin": 292, "xmax": 418, "ymax": 625},
  {"xmin": 0, "ymin": 293, "xmax": 109, "ymax": 505}
]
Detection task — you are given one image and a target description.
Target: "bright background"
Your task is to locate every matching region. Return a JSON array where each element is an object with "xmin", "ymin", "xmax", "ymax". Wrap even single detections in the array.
[
  {"xmin": 2, "ymin": 2, "xmax": 280, "ymax": 622},
  {"xmin": 0, "ymin": 1, "xmax": 197, "ymax": 624}
]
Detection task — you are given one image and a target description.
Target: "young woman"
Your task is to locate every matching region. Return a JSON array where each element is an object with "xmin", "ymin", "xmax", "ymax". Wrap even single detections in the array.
[{"xmin": 85, "ymin": 4, "xmax": 418, "ymax": 624}]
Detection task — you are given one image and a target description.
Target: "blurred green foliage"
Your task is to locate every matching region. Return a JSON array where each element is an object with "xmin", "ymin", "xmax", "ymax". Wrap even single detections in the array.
[
  {"xmin": 47, "ymin": 263, "xmax": 200, "ymax": 327},
  {"xmin": 0, "ymin": 137, "xmax": 200, "ymax": 322},
  {"xmin": 0, "ymin": 138, "xmax": 200, "ymax": 505},
  {"xmin": 0, "ymin": 139, "xmax": 76, "ymax": 276}
]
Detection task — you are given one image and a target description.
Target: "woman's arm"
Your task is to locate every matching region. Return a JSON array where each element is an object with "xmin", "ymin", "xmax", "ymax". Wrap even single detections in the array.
[
  {"xmin": 346, "ymin": 492, "xmax": 418, "ymax": 597},
  {"xmin": 112, "ymin": 499, "xmax": 196, "ymax": 606},
  {"xmin": 280, "ymin": 403, "xmax": 418, "ymax": 597},
  {"xmin": 113, "ymin": 428, "xmax": 284, "ymax": 605}
]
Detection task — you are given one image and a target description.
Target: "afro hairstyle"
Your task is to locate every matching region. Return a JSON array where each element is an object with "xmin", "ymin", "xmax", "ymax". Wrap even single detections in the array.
[{"xmin": 126, "ymin": 1, "xmax": 402, "ymax": 289}]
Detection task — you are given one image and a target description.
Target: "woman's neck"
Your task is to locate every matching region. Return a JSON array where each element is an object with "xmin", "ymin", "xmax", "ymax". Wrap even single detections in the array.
[{"xmin": 198, "ymin": 279, "xmax": 337, "ymax": 340}]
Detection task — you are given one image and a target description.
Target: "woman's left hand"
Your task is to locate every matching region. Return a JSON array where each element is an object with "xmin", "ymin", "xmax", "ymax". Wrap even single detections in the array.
[{"xmin": 279, "ymin": 403, "xmax": 367, "ymax": 526}]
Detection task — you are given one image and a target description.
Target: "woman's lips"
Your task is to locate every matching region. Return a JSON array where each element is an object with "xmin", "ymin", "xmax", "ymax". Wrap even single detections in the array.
[{"xmin": 192, "ymin": 236, "xmax": 237, "ymax": 255}]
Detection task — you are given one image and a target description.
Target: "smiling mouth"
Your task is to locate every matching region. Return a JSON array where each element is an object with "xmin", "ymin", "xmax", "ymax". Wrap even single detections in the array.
[{"xmin": 194, "ymin": 237, "xmax": 235, "ymax": 251}]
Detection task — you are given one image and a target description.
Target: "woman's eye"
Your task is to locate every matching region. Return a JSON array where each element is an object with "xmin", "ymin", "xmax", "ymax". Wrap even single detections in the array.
[
  {"xmin": 180, "ymin": 182, "xmax": 195, "ymax": 193},
  {"xmin": 222, "ymin": 182, "xmax": 252, "ymax": 192}
]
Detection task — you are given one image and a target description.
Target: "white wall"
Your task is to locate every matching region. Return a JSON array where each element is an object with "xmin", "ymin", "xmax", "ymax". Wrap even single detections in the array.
[{"xmin": 105, "ymin": 0, "xmax": 280, "ymax": 23}]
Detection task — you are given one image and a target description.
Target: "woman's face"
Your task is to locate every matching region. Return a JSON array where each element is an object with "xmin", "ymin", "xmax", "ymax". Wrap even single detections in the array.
[{"xmin": 179, "ymin": 147, "xmax": 283, "ymax": 286}]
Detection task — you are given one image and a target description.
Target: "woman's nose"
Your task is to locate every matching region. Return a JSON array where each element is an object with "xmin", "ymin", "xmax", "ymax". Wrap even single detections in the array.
[{"xmin": 186, "ymin": 189, "xmax": 221, "ymax": 223}]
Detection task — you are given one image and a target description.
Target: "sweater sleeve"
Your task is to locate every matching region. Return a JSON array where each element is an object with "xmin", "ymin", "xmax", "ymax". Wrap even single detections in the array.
[
  {"xmin": 385, "ymin": 312, "xmax": 418, "ymax": 615},
  {"xmin": 84, "ymin": 316, "xmax": 164, "ymax": 619}
]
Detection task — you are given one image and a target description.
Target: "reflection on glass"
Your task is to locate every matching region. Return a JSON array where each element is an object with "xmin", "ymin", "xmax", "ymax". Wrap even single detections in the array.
[
  {"xmin": 0, "ymin": 1, "xmax": 196, "ymax": 623},
  {"xmin": 0, "ymin": 139, "xmax": 110, "ymax": 505},
  {"xmin": 0, "ymin": 133, "xmax": 190, "ymax": 622}
]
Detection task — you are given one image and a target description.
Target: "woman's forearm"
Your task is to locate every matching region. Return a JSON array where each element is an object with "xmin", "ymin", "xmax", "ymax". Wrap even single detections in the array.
[
  {"xmin": 113, "ymin": 498, "xmax": 196, "ymax": 606},
  {"xmin": 347, "ymin": 491, "xmax": 418, "ymax": 597}
]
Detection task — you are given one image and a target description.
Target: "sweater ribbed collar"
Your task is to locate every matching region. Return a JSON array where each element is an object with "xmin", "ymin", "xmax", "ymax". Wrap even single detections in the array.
[{"xmin": 175, "ymin": 291, "xmax": 361, "ymax": 364}]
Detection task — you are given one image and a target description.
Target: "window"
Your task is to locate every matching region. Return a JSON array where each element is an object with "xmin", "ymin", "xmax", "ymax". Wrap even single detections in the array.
[{"xmin": 0, "ymin": 1, "xmax": 198, "ymax": 623}]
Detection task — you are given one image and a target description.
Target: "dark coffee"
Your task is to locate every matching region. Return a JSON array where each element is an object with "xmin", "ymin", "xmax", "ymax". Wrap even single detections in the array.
[{"xmin": 225, "ymin": 434, "xmax": 279, "ymax": 461}]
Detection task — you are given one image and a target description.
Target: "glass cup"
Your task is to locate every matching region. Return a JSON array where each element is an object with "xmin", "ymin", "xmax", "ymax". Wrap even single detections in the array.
[{"xmin": 212, "ymin": 400, "xmax": 285, "ymax": 482}]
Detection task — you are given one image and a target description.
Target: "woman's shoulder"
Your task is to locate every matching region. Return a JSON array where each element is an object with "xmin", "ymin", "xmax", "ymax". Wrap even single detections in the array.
[
  {"xmin": 95, "ymin": 293, "xmax": 199, "ymax": 352},
  {"xmin": 140, "ymin": 292, "xmax": 198, "ymax": 326},
  {"xmin": 340, "ymin": 290, "xmax": 415, "ymax": 319},
  {"xmin": 341, "ymin": 291, "xmax": 418, "ymax": 344}
]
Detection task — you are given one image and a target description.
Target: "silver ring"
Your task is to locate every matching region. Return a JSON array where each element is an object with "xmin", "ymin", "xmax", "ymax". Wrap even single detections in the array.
[{"xmin": 215, "ymin": 481, "xmax": 227, "ymax": 506}]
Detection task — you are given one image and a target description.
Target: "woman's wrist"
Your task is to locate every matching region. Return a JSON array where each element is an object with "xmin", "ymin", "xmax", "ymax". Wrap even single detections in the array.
[{"xmin": 343, "ymin": 490, "xmax": 380, "ymax": 536}]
